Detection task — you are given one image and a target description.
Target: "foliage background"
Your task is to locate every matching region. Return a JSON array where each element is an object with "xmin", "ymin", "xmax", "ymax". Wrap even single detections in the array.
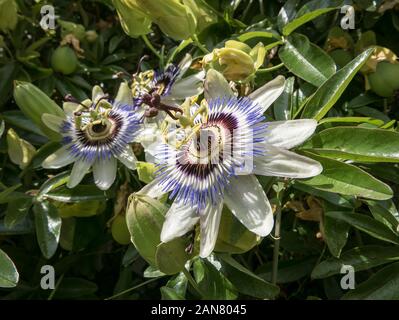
[{"xmin": 1, "ymin": 0, "xmax": 399, "ymax": 300}]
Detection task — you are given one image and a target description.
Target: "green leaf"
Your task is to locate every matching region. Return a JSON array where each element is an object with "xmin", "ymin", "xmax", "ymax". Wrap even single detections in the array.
[
  {"xmin": 37, "ymin": 171, "xmax": 70, "ymax": 198},
  {"xmin": 0, "ymin": 184, "xmax": 22, "ymax": 204},
  {"xmin": 193, "ymin": 258, "xmax": 238, "ymax": 300},
  {"xmin": 302, "ymin": 127, "xmax": 399, "ymax": 163},
  {"xmin": 282, "ymin": 4, "xmax": 339, "ymax": 36},
  {"xmin": 215, "ymin": 207, "xmax": 258, "ymax": 254},
  {"xmin": 312, "ymin": 245, "xmax": 399, "ymax": 279},
  {"xmin": 273, "ymin": 77, "xmax": 295, "ymax": 120},
  {"xmin": 301, "ymin": 48, "xmax": 374, "ymax": 120},
  {"xmin": 318, "ymin": 117, "xmax": 384, "ymax": 126},
  {"xmin": 33, "ymin": 200, "xmax": 62, "ymax": 259},
  {"xmin": 155, "ymin": 238, "xmax": 190, "ymax": 275},
  {"xmin": 322, "ymin": 206, "xmax": 350, "ymax": 257},
  {"xmin": 136, "ymin": 161, "xmax": 156, "ymax": 184},
  {"xmin": 160, "ymin": 286, "xmax": 185, "ymax": 300},
  {"xmin": 279, "ymin": 33, "xmax": 336, "ymax": 87},
  {"xmin": 44, "ymin": 185, "xmax": 109, "ymax": 203},
  {"xmin": 218, "ymin": 254, "xmax": 279, "ymax": 299},
  {"xmin": 5, "ymin": 198, "xmax": 32, "ymax": 228},
  {"xmin": 366, "ymin": 200, "xmax": 399, "ymax": 232},
  {"xmin": 326, "ymin": 211, "xmax": 399, "ymax": 245},
  {"xmin": 293, "ymin": 183, "xmax": 354, "ymax": 208},
  {"xmin": 0, "ymin": 249, "xmax": 19, "ymax": 288},
  {"xmin": 236, "ymin": 31, "xmax": 277, "ymax": 42},
  {"xmin": 162, "ymin": 272, "xmax": 187, "ymax": 300},
  {"xmin": 342, "ymin": 261, "xmax": 399, "ymax": 300},
  {"xmin": 300, "ymin": 152, "xmax": 393, "ymax": 200}
]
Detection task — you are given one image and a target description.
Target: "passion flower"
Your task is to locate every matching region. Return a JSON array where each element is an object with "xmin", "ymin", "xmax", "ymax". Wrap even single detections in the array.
[
  {"xmin": 41, "ymin": 84, "xmax": 141, "ymax": 190},
  {"xmin": 141, "ymin": 70, "xmax": 323, "ymax": 258}
]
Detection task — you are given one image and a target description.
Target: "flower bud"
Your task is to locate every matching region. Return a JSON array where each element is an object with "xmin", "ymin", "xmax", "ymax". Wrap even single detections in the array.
[
  {"xmin": 203, "ymin": 40, "xmax": 266, "ymax": 81},
  {"xmin": 85, "ymin": 30, "xmax": 98, "ymax": 43},
  {"xmin": 182, "ymin": 0, "xmax": 217, "ymax": 33},
  {"xmin": 13, "ymin": 81, "xmax": 64, "ymax": 141},
  {"xmin": 112, "ymin": 0, "xmax": 152, "ymax": 38},
  {"xmin": 7, "ymin": 128, "xmax": 36, "ymax": 169},
  {"xmin": 136, "ymin": 0, "xmax": 197, "ymax": 40},
  {"xmin": 58, "ymin": 19, "xmax": 86, "ymax": 41},
  {"xmin": 126, "ymin": 193, "xmax": 168, "ymax": 265},
  {"xmin": 0, "ymin": 0, "xmax": 18, "ymax": 32}
]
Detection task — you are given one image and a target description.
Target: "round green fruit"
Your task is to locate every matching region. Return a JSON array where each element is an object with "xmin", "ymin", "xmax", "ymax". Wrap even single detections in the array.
[
  {"xmin": 329, "ymin": 49, "xmax": 352, "ymax": 68},
  {"xmin": 368, "ymin": 61, "xmax": 399, "ymax": 97},
  {"xmin": 111, "ymin": 215, "xmax": 131, "ymax": 245},
  {"xmin": 51, "ymin": 46, "xmax": 78, "ymax": 75}
]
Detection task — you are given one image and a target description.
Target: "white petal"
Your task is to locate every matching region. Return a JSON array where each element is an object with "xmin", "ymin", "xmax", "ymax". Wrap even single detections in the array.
[
  {"xmin": 93, "ymin": 157, "xmax": 117, "ymax": 190},
  {"xmin": 42, "ymin": 147, "xmax": 74, "ymax": 169},
  {"xmin": 204, "ymin": 69, "xmax": 234, "ymax": 100},
  {"xmin": 265, "ymin": 119, "xmax": 318, "ymax": 149},
  {"xmin": 161, "ymin": 201, "xmax": 199, "ymax": 242},
  {"xmin": 41, "ymin": 113, "xmax": 65, "ymax": 132},
  {"xmin": 63, "ymin": 102, "xmax": 79, "ymax": 116},
  {"xmin": 225, "ymin": 175, "xmax": 274, "ymax": 237},
  {"xmin": 248, "ymin": 75, "xmax": 285, "ymax": 113},
  {"xmin": 177, "ymin": 53, "xmax": 192, "ymax": 79},
  {"xmin": 115, "ymin": 82, "xmax": 133, "ymax": 105},
  {"xmin": 92, "ymin": 85, "xmax": 105, "ymax": 103},
  {"xmin": 67, "ymin": 160, "xmax": 92, "ymax": 188},
  {"xmin": 116, "ymin": 146, "xmax": 137, "ymax": 170},
  {"xmin": 254, "ymin": 144, "xmax": 323, "ymax": 178},
  {"xmin": 137, "ymin": 179, "xmax": 167, "ymax": 198},
  {"xmin": 199, "ymin": 201, "xmax": 223, "ymax": 258},
  {"xmin": 169, "ymin": 71, "xmax": 205, "ymax": 99}
]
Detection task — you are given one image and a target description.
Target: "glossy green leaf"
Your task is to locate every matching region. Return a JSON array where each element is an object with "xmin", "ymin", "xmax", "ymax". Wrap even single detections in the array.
[
  {"xmin": 0, "ymin": 249, "xmax": 19, "ymax": 288},
  {"xmin": 300, "ymin": 153, "xmax": 393, "ymax": 200},
  {"xmin": 326, "ymin": 211, "xmax": 399, "ymax": 245},
  {"xmin": 273, "ymin": 77, "xmax": 295, "ymax": 120},
  {"xmin": 282, "ymin": 5, "xmax": 338, "ymax": 36},
  {"xmin": 44, "ymin": 185, "xmax": 109, "ymax": 203},
  {"xmin": 322, "ymin": 206, "xmax": 350, "ymax": 257},
  {"xmin": 193, "ymin": 258, "xmax": 237, "ymax": 299},
  {"xmin": 301, "ymin": 48, "xmax": 373, "ymax": 120},
  {"xmin": 366, "ymin": 200, "xmax": 399, "ymax": 232},
  {"xmin": 302, "ymin": 127, "xmax": 399, "ymax": 162},
  {"xmin": 5, "ymin": 198, "xmax": 32, "ymax": 228},
  {"xmin": 33, "ymin": 200, "xmax": 62, "ymax": 259},
  {"xmin": 215, "ymin": 207, "xmax": 258, "ymax": 254},
  {"xmin": 312, "ymin": 245, "xmax": 399, "ymax": 279},
  {"xmin": 279, "ymin": 33, "xmax": 336, "ymax": 87},
  {"xmin": 342, "ymin": 261, "xmax": 399, "ymax": 300},
  {"xmin": 155, "ymin": 238, "xmax": 190, "ymax": 275},
  {"xmin": 218, "ymin": 254, "xmax": 279, "ymax": 299},
  {"xmin": 0, "ymin": 184, "xmax": 22, "ymax": 204}
]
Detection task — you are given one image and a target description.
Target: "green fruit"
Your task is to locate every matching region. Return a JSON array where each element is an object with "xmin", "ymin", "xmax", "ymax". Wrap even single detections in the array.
[
  {"xmin": 51, "ymin": 46, "xmax": 78, "ymax": 75},
  {"xmin": 368, "ymin": 61, "xmax": 399, "ymax": 97},
  {"xmin": 111, "ymin": 215, "xmax": 131, "ymax": 245},
  {"xmin": 329, "ymin": 49, "xmax": 352, "ymax": 68}
]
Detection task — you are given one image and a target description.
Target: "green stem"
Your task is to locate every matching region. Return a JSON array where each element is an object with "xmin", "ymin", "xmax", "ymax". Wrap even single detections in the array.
[
  {"xmin": 182, "ymin": 267, "xmax": 203, "ymax": 298},
  {"xmin": 271, "ymin": 205, "xmax": 282, "ymax": 285},
  {"xmin": 141, "ymin": 35, "xmax": 162, "ymax": 60},
  {"xmin": 257, "ymin": 62, "xmax": 284, "ymax": 73},
  {"xmin": 192, "ymin": 35, "xmax": 209, "ymax": 54},
  {"xmin": 105, "ymin": 278, "xmax": 159, "ymax": 300}
]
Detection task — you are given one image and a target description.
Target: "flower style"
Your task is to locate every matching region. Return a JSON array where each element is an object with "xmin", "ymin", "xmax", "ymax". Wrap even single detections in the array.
[
  {"xmin": 41, "ymin": 84, "xmax": 140, "ymax": 190},
  {"xmin": 132, "ymin": 54, "xmax": 205, "ymax": 120},
  {"xmin": 140, "ymin": 69, "xmax": 323, "ymax": 258}
]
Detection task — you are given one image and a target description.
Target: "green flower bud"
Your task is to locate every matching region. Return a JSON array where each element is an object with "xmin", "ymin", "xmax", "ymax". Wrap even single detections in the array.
[
  {"xmin": 0, "ymin": 0, "xmax": 18, "ymax": 32},
  {"xmin": 7, "ymin": 128, "xmax": 36, "ymax": 169},
  {"xmin": 85, "ymin": 30, "xmax": 98, "ymax": 43},
  {"xmin": 136, "ymin": 0, "xmax": 197, "ymax": 40},
  {"xmin": 112, "ymin": 0, "xmax": 152, "ymax": 38},
  {"xmin": 182, "ymin": 0, "xmax": 217, "ymax": 33},
  {"xmin": 203, "ymin": 40, "xmax": 266, "ymax": 81},
  {"xmin": 126, "ymin": 193, "xmax": 168, "ymax": 265},
  {"xmin": 111, "ymin": 215, "xmax": 131, "ymax": 245},
  {"xmin": 13, "ymin": 81, "xmax": 64, "ymax": 141}
]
